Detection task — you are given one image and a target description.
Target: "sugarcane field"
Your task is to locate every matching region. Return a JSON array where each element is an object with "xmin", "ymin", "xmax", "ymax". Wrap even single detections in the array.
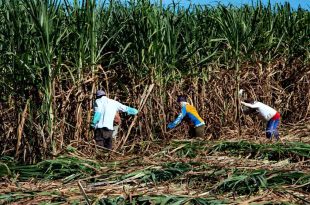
[{"xmin": 0, "ymin": 0, "xmax": 310, "ymax": 204}]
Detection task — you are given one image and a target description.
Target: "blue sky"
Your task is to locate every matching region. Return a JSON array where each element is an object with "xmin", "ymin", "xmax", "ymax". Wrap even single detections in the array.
[{"xmin": 161, "ymin": 0, "xmax": 310, "ymax": 9}]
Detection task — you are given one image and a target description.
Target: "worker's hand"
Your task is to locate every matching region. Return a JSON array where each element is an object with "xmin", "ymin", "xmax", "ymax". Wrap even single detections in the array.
[
  {"xmin": 127, "ymin": 107, "xmax": 138, "ymax": 115},
  {"xmin": 167, "ymin": 122, "xmax": 175, "ymax": 129}
]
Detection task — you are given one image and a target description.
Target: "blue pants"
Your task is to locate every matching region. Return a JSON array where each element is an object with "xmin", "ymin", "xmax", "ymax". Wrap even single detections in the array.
[{"xmin": 266, "ymin": 119, "xmax": 280, "ymax": 140}]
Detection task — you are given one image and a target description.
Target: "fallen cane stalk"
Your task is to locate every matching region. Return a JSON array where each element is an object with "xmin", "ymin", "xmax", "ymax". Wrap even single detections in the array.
[
  {"xmin": 281, "ymin": 190, "xmax": 310, "ymax": 204},
  {"xmin": 78, "ymin": 180, "xmax": 91, "ymax": 205}
]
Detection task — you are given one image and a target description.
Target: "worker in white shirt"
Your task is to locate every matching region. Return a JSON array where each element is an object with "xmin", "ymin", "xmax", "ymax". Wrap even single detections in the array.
[
  {"xmin": 241, "ymin": 99, "xmax": 280, "ymax": 140},
  {"xmin": 91, "ymin": 90, "xmax": 138, "ymax": 149}
]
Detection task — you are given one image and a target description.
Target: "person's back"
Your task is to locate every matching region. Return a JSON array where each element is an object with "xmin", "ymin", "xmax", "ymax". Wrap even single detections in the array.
[
  {"xmin": 250, "ymin": 101, "xmax": 277, "ymax": 121},
  {"xmin": 241, "ymin": 99, "xmax": 280, "ymax": 141},
  {"xmin": 184, "ymin": 103, "xmax": 204, "ymax": 127},
  {"xmin": 167, "ymin": 95, "xmax": 205, "ymax": 138},
  {"xmin": 95, "ymin": 96, "xmax": 127, "ymax": 130},
  {"xmin": 91, "ymin": 90, "xmax": 138, "ymax": 149}
]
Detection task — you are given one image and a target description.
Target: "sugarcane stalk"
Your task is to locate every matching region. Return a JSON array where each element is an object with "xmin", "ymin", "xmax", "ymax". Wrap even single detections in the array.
[
  {"xmin": 16, "ymin": 99, "xmax": 29, "ymax": 157},
  {"xmin": 86, "ymin": 0, "xmax": 97, "ymax": 140},
  {"xmin": 78, "ymin": 180, "xmax": 91, "ymax": 205},
  {"xmin": 119, "ymin": 84, "xmax": 154, "ymax": 149}
]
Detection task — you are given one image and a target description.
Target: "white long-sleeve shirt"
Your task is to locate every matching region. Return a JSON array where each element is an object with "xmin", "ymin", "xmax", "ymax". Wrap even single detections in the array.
[
  {"xmin": 94, "ymin": 96, "xmax": 129, "ymax": 130},
  {"xmin": 241, "ymin": 101, "xmax": 277, "ymax": 121}
]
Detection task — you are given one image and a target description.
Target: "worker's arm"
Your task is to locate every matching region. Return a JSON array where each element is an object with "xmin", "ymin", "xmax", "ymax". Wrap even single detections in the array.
[
  {"xmin": 241, "ymin": 101, "xmax": 259, "ymax": 109},
  {"xmin": 91, "ymin": 101, "xmax": 102, "ymax": 128},
  {"xmin": 167, "ymin": 106, "xmax": 186, "ymax": 129},
  {"xmin": 116, "ymin": 101, "xmax": 138, "ymax": 115},
  {"xmin": 243, "ymin": 107, "xmax": 258, "ymax": 115},
  {"xmin": 126, "ymin": 107, "xmax": 138, "ymax": 115}
]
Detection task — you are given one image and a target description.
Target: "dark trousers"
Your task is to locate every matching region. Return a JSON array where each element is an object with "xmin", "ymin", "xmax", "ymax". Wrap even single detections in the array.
[
  {"xmin": 94, "ymin": 127, "xmax": 113, "ymax": 149},
  {"xmin": 189, "ymin": 125, "xmax": 205, "ymax": 138}
]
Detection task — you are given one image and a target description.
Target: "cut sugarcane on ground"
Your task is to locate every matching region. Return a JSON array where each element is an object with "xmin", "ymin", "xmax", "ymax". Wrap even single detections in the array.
[{"xmin": 1, "ymin": 125, "xmax": 309, "ymax": 205}]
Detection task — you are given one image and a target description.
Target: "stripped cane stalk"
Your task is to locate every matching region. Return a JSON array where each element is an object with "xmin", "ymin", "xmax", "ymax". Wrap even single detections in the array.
[
  {"xmin": 119, "ymin": 84, "xmax": 154, "ymax": 149},
  {"xmin": 16, "ymin": 99, "xmax": 29, "ymax": 157},
  {"xmin": 113, "ymin": 86, "xmax": 148, "ymax": 150},
  {"xmin": 78, "ymin": 180, "xmax": 91, "ymax": 205}
]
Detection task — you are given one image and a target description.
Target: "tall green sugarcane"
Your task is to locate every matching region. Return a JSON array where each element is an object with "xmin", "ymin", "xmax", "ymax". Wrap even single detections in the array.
[
  {"xmin": 212, "ymin": 6, "xmax": 240, "ymax": 134},
  {"xmin": 22, "ymin": 0, "xmax": 67, "ymax": 156},
  {"xmin": 64, "ymin": 0, "xmax": 87, "ymax": 81},
  {"xmin": 1, "ymin": 0, "xmax": 310, "ymax": 161},
  {"xmin": 85, "ymin": 0, "xmax": 97, "ymax": 139}
]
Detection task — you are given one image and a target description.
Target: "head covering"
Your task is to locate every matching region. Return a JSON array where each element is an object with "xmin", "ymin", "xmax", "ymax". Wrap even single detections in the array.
[
  {"xmin": 177, "ymin": 95, "xmax": 187, "ymax": 103},
  {"xmin": 96, "ymin": 90, "xmax": 106, "ymax": 97}
]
